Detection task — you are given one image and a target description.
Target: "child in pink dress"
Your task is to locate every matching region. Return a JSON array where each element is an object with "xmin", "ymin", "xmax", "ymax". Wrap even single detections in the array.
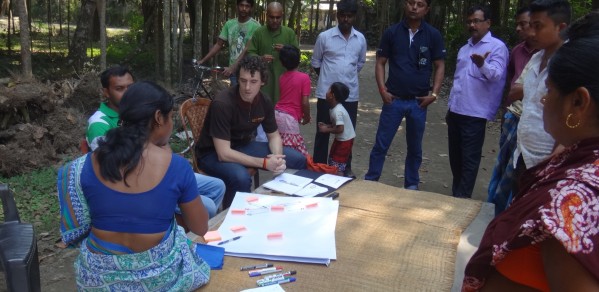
[{"xmin": 275, "ymin": 45, "xmax": 311, "ymax": 156}]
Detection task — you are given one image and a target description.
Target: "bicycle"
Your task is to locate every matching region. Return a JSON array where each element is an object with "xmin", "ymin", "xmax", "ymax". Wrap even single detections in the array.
[
  {"xmin": 188, "ymin": 59, "xmax": 229, "ymax": 101},
  {"xmin": 171, "ymin": 60, "xmax": 229, "ymax": 152}
]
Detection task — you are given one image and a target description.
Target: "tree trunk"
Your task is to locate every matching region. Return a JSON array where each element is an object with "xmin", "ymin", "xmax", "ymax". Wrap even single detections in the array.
[
  {"xmin": 67, "ymin": 0, "xmax": 70, "ymax": 48},
  {"xmin": 47, "ymin": 0, "xmax": 52, "ymax": 53},
  {"xmin": 288, "ymin": 0, "xmax": 300, "ymax": 30},
  {"xmin": 201, "ymin": 0, "xmax": 212, "ymax": 57},
  {"xmin": 68, "ymin": 0, "xmax": 97, "ymax": 71},
  {"xmin": 58, "ymin": 0, "xmax": 62, "ymax": 35},
  {"xmin": 314, "ymin": 0, "xmax": 320, "ymax": 32},
  {"xmin": 193, "ymin": 0, "xmax": 202, "ymax": 59},
  {"xmin": 97, "ymin": 0, "xmax": 106, "ymax": 70},
  {"xmin": 326, "ymin": 0, "xmax": 334, "ymax": 29},
  {"xmin": 16, "ymin": 0, "xmax": 32, "ymax": 79},
  {"xmin": 6, "ymin": 3, "xmax": 12, "ymax": 52},
  {"xmin": 163, "ymin": 0, "xmax": 171, "ymax": 86}
]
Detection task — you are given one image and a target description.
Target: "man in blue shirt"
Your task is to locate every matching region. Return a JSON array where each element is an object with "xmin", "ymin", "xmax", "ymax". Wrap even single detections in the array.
[
  {"xmin": 447, "ymin": 5, "xmax": 508, "ymax": 198},
  {"xmin": 364, "ymin": 0, "xmax": 445, "ymax": 190},
  {"xmin": 311, "ymin": 0, "xmax": 366, "ymax": 178}
]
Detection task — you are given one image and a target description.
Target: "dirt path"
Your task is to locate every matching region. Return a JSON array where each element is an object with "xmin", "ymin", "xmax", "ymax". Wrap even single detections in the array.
[{"xmin": 28, "ymin": 49, "xmax": 501, "ymax": 290}]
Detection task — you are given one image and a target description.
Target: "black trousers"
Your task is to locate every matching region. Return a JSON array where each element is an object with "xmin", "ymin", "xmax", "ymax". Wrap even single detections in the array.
[
  {"xmin": 446, "ymin": 111, "xmax": 487, "ymax": 198},
  {"xmin": 313, "ymin": 99, "xmax": 358, "ymax": 169}
]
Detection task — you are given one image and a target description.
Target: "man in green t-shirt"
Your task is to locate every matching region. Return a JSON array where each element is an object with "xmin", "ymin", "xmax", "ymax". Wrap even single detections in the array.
[
  {"xmin": 86, "ymin": 66, "xmax": 134, "ymax": 150},
  {"xmin": 198, "ymin": 0, "xmax": 260, "ymax": 86},
  {"xmin": 247, "ymin": 2, "xmax": 298, "ymax": 104}
]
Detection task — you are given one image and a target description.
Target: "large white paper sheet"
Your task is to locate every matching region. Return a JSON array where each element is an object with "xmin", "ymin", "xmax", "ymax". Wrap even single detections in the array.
[
  {"xmin": 210, "ymin": 192, "xmax": 338, "ymax": 265},
  {"xmin": 261, "ymin": 173, "xmax": 313, "ymax": 194}
]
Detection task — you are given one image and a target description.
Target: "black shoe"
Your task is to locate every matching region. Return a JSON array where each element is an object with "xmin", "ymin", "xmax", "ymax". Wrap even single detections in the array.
[{"xmin": 344, "ymin": 168, "xmax": 356, "ymax": 179}]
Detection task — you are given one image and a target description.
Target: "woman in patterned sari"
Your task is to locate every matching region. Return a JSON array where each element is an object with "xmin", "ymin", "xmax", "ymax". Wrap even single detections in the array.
[
  {"xmin": 58, "ymin": 81, "xmax": 210, "ymax": 290},
  {"xmin": 463, "ymin": 12, "xmax": 599, "ymax": 291}
]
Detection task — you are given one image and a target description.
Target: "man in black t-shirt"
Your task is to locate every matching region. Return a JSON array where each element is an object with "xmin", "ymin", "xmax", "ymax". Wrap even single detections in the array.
[{"xmin": 196, "ymin": 56, "xmax": 307, "ymax": 208}]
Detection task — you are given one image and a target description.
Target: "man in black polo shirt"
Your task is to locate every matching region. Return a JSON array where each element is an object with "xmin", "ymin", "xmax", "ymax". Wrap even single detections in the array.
[
  {"xmin": 364, "ymin": 0, "xmax": 445, "ymax": 190},
  {"xmin": 195, "ymin": 56, "xmax": 307, "ymax": 208}
]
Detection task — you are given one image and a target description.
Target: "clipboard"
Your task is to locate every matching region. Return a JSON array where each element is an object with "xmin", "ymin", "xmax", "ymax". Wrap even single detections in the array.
[{"xmin": 289, "ymin": 169, "xmax": 353, "ymax": 197}]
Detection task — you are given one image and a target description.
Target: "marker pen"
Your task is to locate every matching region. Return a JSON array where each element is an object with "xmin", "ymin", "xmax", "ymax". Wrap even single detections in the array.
[
  {"xmin": 248, "ymin": 266, "xmax": 283, "ymax": 277},
  {"xmin": 257, "ymin": 277, "xmax": 296, "ymax": 287},
  {"xmin": 240, "ymin": 263, "xmax": 273, "ymax": 271},
  {"xmin": 261, "ymin": 270, "xmax": 297, "ymax": 281}
]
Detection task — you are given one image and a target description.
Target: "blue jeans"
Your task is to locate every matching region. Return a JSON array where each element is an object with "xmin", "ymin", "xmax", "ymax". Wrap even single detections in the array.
[
  {"xmin": 198, "ymin": 141, "xmax": 307, "ymax": 209},
  {"xmin": 446, "ymin": 111, "xmax": 487, "ymax": 198},
  {"xmin": 176, "ymin": 174, "xmax": 225, "ymax": 218},
  {"xmin": 365, "ymin": 99, "xmax": 427, "ymax": 189},
  {"xmin": 194, "ymin": 173, "xmax": 225, "ymax": 218},
  {"xmin": 229, "ymin": 75, "xmax": 238, "ymax": 87}
]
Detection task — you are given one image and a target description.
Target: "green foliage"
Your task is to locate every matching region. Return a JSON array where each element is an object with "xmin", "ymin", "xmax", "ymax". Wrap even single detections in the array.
[
  {"xmin": 443, "ymin": 20, "xmax": 468, "ymax": 75},
  {"xmin": 125, "ymin": 10, "xmax": 145, "ymax": 42},
  {"xmin": 299, "ymin": 50, "xmax": 313, "ymax": 72},
  {"xmin": 0, "ymin": 167, "xmax": 60, "ymax": 234}
]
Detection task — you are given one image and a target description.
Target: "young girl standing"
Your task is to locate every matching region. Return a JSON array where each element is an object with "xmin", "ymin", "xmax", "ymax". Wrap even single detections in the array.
[
  {"xmin": 317, "ymin": 82, "xmax": 355, "ymax": 176},
  {"xmin": 275, "ymin": 45, "xmax": 311, "ymax": 156}
]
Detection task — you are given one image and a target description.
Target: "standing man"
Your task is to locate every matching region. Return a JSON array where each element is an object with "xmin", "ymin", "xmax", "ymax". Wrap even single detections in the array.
[
  {"xmin": 513, "ymin": 0, "xmax": 570, "ymax": 195},
  {"xmin": 311, "ymin": 0, "xmax": 366, "ymax": 177},
  {"xmin": 447, "ymin": 5, "xmax": 509, "ymax": 198},
  {"xmin": 247, "ymin": 1, "xmax": 298, "ymax": 103},
  {"xmin": 487, "ymin": 6, "xmax": 538, "ymax": 214},
  {"xmin": 197, "ymin": 0, "xmax": 260, "ymax": 86},
  {"xmin": 195, "ymin": 56, "xmax": 307, "ymax": 209},
  {"xmin": 364, "ymin": 0, "xmax": 445, "ymax": 190}
]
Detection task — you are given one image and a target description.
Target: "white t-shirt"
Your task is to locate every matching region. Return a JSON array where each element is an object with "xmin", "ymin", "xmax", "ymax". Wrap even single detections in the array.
[
  {"xmin": 330, "ymin": 104, "xmax": 356, "ymax": 141},
  {"xmin": 515, "ymin": 50, "xmax": 555, "ymax": 169}
]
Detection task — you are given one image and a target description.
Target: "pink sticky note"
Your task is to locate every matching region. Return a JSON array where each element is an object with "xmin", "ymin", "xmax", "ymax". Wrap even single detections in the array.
[
  {"xmin": 231, "ymin": 209, "xmax": 246, "ymax": 215},
  {"xmin": 246, "ymin": 196, "xmax": 259, "ymax": 203},
  {"xmin": 267, "ymin": 232, "xmax": 283, "ymax": 240},
  {"xmin": 230, "ymin": 225, "xmax": 247, "ymax": 233},
  {"xmin": 203, "ymin": 230, "xmax": 222, "ymax": 242},
  {"xmin": 306, "ymin": 202, "xmax": 318, "ymax": 208},
  {"xmin": 271, "ymin": 205, "xmax": 285, "ymax": 212}
]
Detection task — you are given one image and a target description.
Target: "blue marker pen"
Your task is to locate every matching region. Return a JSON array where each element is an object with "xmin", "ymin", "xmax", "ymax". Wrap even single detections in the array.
[{"xmin": 257, "ymin": 276, "xmax": 296, "ymax": 287}]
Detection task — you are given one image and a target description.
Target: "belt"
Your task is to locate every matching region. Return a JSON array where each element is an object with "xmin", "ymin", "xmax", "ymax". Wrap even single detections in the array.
[{"xmin": 392, "ymin": 94, "xmax": 422, "ymax": 100}]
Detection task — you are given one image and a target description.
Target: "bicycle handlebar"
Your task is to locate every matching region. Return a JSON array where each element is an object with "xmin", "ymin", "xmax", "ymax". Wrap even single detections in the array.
[{"xmin": 191, "ymin": 59, "xmax": 225, "ymax": 73}]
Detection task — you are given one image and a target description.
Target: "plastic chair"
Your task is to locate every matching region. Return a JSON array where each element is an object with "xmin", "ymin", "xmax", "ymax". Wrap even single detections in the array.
[
  {"xmin": 0, "ymin": 184, "xmax": 41, "ymax": 292},
  {"xmin": 179, "ymin": 98, "xmax": 260, "ymax": 189}
]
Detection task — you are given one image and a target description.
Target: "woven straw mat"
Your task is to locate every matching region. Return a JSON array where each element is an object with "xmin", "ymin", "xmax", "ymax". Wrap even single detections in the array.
[{"xmin": 201, "ymin": 180, "xmax": 482, "ymax": 291}]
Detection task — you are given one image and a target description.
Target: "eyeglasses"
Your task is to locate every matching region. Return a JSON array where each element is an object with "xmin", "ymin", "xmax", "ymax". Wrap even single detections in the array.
[{"xmin": 464, "ymin": 18, "xmax": 487, "ymax": 25}]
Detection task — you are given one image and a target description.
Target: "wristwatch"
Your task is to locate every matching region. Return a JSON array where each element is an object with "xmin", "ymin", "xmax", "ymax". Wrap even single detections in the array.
[{"xmin": 431, "ymin": 92, "xmax": 438, "ymax": 99}]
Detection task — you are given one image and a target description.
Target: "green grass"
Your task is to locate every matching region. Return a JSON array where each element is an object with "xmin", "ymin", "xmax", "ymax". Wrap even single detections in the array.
[{"xmin": 0, "ymin": 166, "xmax": 60, "ymax": 235}]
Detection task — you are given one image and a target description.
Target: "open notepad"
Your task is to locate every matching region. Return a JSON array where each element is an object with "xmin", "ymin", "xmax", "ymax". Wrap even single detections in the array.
[{"xmin": 261, "ymin": 171, "xmax": 353, "ymax": 197}]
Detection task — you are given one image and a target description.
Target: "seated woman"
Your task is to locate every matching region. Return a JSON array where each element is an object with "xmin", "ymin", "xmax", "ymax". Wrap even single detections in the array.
[
  {"xmin": 57, "ymin": 81, "xmax": 210, "ymax": 290},
  {"xmin": 462, "ymin": 12, "xmax": 599, "ymax": 291}
]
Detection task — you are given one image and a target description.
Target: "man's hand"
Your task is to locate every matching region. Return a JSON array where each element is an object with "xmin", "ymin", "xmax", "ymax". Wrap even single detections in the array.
[
  {"xmin": 470, "ymin": 52, "xmax": 490, "ymax": 68},
  {"xmin": 272, "ymin": 44, "xmax": 284, "ymax": 51},
  {"xmin": 265, "ymin": 154, "xmax": 286, "ymax": 174},
  {"xmin": 379, "ymin": 87, "xmax": 393, "ymax": 105},
  {"xmin": 417, "ymin": 94, "xmax": 437, "ymax": 108},
  {"xmin": 318, "ymin": 122, "xmax": 330, "ymax": 133},
  {"xmin": 263, "ymin": 54, "xmax": 274, "ymax": 63},
  {"xmin": 301, "ymin": 115, "xmax": 311, "ymax": 125},
  {"xmin": 223, "ymin": 67, "xmax": 233, "ymax": 77}
]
